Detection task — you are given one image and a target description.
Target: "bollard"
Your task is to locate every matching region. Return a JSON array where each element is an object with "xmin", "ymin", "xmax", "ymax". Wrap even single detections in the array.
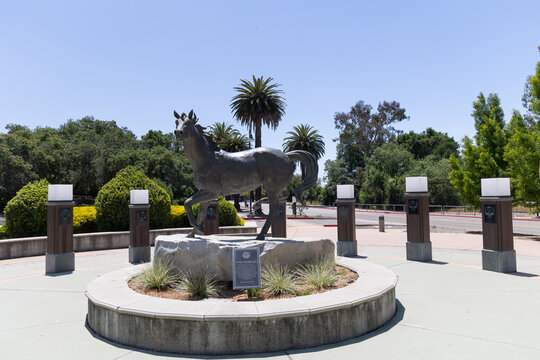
[
  {"xmin": 405, "ymin": 177, "xmax": 432, "ymax": 262},
  {"xmin": 379, "ymin": 215, "xmax": 385, "ymax": 232},
  {"xmin": 271, "ymin": 200, "xmax": 287, "ymax": 237},
  {"xmin": 203, "ymin": 199, "xmax": 219, "ymax": 235},
  {"xmin": 46, "ymin": 184, "xmax": 75, "ymax": 274},
  {"xmin": 292, "ymin": 196, "xmax": 297, "ymax": 216},
  {"xmin": 336, "ymin": 185, "xmax": 358, "ymax": 257},
  {"xmin": 480, "ymin": 178, "xmax": 516, "ymax": 273},
  {"xmin": 129, "ymin": 190, "xmax": 151, "ymax": 264}
]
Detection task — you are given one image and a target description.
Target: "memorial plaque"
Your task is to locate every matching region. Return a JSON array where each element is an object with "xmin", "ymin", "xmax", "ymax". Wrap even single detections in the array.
[
  {"xmin": 58, "ymin": 207, "xmax": 73, "ymax": 225},
  {"xmin": 207, "ymin": 206, "xmax": 217, "ymax": 220},
  {"xmin": 136, "ymin": 210, "xmax": 148, "ymax": 226},
  {"xmin": 232, "ymin": 248, "xmax": 261, "ymax": 289},
  {"xmin": 408, "ymin": 199, "xmax": 419, "ymax": 215},
  {"xmin": 484, "ymin": 204, "xmax": 496, "ymax": 224}
]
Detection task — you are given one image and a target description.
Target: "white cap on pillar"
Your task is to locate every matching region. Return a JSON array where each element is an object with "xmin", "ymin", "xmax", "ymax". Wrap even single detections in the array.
[
  {"xmin": 130, "ymin": 190, "xmax": 149, "ymax": 205},
  {"xmin": 405, "ymin": 177, "xmax": 428, "ymax": 193},
  {"xmin": 337, "ymin": 184, "xmax": 355, "ymax": 199},
  {"xmin": 481, "ymin": 178, "xmax": 510, "ymax": 197},
  {"xmin": 48, "ymin": 184, "xmax": 73, "ymax": 201}
]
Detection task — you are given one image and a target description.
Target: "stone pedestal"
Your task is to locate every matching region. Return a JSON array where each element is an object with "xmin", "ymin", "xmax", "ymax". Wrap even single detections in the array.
[
  {"xmin": 203, "ymin": 200, "xmax": 219, "ymax": 235},
  {"xmin": 405, "ymin": 192, "xmax": 432, "ymax": 262},
  {"xmin": 336, "ymin": 199, "xmax": 357, "ymax": 257},
  {"xmin": 129, "ymin": 204, "xmax": 150, "ymax": 263},
  {"xmin": 271, "ymin": 201, "xmax": 287, "ymax": 238},
  {"xmin": 46, "ymin": 201, "xmax": 75, "ymax": 274},
  {"xmin": 480, "ymin": 196, "xmax": 516, "ymax": 273}
]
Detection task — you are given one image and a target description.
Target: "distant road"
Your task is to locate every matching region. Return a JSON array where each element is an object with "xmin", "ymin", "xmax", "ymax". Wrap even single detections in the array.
[{"xmin": 248, "ymin": 204, "xmax": 540, "ymax": 236}]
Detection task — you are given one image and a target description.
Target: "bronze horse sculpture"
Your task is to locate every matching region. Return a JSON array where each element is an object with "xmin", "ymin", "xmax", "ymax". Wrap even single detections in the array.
[{"xmin": 174, "ymin": 110, "xmax": 318, "ymax": 240}]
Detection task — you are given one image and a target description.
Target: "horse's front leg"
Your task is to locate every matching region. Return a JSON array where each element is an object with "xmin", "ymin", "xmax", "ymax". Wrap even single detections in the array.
[{"xmin": 184, "ymin": 190, "xmax": 218, "ymax": 238}]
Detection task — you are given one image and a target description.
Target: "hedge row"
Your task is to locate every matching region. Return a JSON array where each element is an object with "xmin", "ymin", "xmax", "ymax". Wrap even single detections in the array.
[{"xmin": 1, "ymin": 167, "xmax": 244, "ymax": 238}]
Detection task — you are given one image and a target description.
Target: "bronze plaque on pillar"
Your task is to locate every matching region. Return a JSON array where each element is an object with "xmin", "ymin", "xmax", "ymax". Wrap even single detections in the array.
[
  {"xmin": 204, "ymin": 201, "xmax": 219, "ymax": 235},
  {"xmin": 271, "ymin": 201, "xmax": 287, "ymax": 238},
  {"xmin": 130, "ymin": 205, "xmax": 150, "ymax": 247},
  {"xmin": 47, "ymin": 202, "xmax": 74, "ymax": 254},
  {"xmin": 405, "ymin": 193, "xmax": 430, "ymax": 243},
  {"xmin": 480, "ymin": 197, "xmax": 513, "ymax": 251}
]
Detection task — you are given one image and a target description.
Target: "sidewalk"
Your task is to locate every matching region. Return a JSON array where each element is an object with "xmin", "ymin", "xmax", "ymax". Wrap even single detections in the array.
[{"xmin": 1, "ymin": 226, "xmax": 540, "ymax": 359}]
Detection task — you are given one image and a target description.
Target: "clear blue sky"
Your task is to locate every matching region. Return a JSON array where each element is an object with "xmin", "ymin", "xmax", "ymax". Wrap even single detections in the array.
[{"xmin": 1, "ymin": 0, "xmax": 539, "ymax": 179}]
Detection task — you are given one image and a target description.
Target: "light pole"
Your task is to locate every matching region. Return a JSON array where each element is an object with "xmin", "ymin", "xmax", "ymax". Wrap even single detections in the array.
[{"xmin": 248, "ymin": 130, "xmax": 255, "ymax": 218}]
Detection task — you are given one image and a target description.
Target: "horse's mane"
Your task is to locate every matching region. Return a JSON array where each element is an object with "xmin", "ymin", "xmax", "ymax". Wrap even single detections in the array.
[{"xmin": 195, "ymin": 124, "xmax": 220, "ymax": 151}]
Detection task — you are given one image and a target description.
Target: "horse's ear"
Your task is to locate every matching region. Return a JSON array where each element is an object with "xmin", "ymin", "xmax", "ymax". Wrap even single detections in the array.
[
  {"xmin": 188, "ymin": 110, "xmax": 194, "ymax": 119},
  {"xmin": 173, "ymin": 110, "xmax": 181, "ymax": 119},
  {"xmin": 193, "ymin": 112, "xmax": 198, "ymax": 123}
]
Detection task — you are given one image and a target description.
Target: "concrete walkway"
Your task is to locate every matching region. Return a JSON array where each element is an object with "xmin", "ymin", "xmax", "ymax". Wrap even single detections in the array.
[{"xmin": 1, "ymin": 227, "xmax": 540, "ymax": 359}]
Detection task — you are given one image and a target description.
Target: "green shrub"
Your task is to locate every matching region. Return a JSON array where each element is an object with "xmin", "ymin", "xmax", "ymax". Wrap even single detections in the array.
[
  {"xmin": 0, "ymin": 225, "xmax": 9, "ymax": 239},
  {"xmin": 95, "ymin": 167, "xmax": 171, "ymax": 231},
  {"xmin": 73, "ymin": 206, "xmax": 97, "ymax": 233},
  {"xmin": 4, "ymin": 179, "xmax": 49, "ymax": 238},
  {"xmin": 178, "ymin": 269, "xmax": 222, "ymax": 298},
  {"xmin": 169, "ymin": 205, "xmax": 190, "ymax": 228},
  {"xmin": 261, "ymin": 264, "xmax": 298, "ymax": 296},
  {"xmin": 296, "ymin": 256, "xmax": 338, "ymax": 289},
  {"xmin": 134, "ymin": 257, "xmax": 180, "ymax": 291}
]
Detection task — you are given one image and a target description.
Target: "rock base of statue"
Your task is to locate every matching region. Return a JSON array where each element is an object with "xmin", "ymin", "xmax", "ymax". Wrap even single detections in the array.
[{"xmin": 154, "ymin": 234, "xmax": 335, "ymax": 281}]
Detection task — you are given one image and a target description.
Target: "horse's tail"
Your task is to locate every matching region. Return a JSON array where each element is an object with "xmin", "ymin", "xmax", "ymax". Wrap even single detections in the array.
[{"xmin": 286, "ymin": 150, "xmax": 318, "ymax": 202}]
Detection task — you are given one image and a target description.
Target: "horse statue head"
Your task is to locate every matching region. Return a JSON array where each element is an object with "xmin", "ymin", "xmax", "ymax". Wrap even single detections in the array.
[{"xmin": 174, "ymin": 110, "xmax": 199, "ymax": 141}]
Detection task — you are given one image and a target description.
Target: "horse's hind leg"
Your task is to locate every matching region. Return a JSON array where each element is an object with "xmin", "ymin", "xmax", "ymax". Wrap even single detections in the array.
[
  {"xmin": 256, "ymin": 193, "xmax": 279, "ymax": 240},
  {"xmin": 184, "ymin": 190, "xmax": 218, "ymax": 238}
]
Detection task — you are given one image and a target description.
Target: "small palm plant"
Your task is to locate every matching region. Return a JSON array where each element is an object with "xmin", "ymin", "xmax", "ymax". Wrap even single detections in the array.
[
  {"xmin": 178, "ymin": 269, "xmax": 222, "ymax": 298},
  {"xmin": 296, "ymin": 256, "xmax": 338, "ymax": 290},
  {"xmin": 135, "ymin": 257, "xmax": 180, "ymax": 291},
  {"xmin": 261, "ymin": 264, "xmax": 298, "ymax": 296}
]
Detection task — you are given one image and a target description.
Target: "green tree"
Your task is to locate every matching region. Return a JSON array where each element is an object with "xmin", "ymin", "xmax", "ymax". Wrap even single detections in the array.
[
  {"xmin": 360, "ymin": 142, "xmax": 414, "ymax": 204},
  {"xmin": 407, "ymin": 156, "xmax": 461, "ymax": 205},
  {"xmin": 283, "ymin": 124, "xmax": 325, "ymax": 179},
  {"xmin": 230, "ymin": 76, "xmax": 286, "ymax": 205},
  {"xmin": 505, "ymin": 111, "xmax": 540, "ymax": 213},
  {"xmin": 334, "ymin": 100, "xmax": 408, "ymax": 167},
  {"xmin": 397, "ymin": 128, "xmax": 459, "ymax": 160},
  {"xmin": 59, "ymin": 117, "xmax": 138, "ymax": 196},
  {"xmin": 449, "ymin": 93, "xmax": 507, "ymax": 207},
  {"xmin": 0, "ymin": 141, "xmax": 35, "ymax": 210}
]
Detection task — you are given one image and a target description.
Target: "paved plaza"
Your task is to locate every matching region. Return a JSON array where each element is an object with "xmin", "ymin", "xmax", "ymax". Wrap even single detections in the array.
[{"xmin": 1, "ymin": 226, "xmax": 540, "ymax": 359}]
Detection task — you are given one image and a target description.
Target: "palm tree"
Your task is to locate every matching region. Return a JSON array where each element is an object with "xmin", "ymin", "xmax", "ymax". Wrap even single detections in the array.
[
  {"xmin": 283, "ymin": 124, "xmax": 325, "ymax": 179},
  {"xmin": 230, "ymin": 75, "xmax": 286, "ymax": 204},
  {"xmin": 208, "ymin": 122, "xmax": 250, "ymax": 210},
  {"xmin": 208, "ymin": 122, "xmax": 239, "ymax": 148}
]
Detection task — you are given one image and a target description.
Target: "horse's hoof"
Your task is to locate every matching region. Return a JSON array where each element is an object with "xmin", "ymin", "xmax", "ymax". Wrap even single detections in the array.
[{"xmin": 186, "ymin": 231, "xmax": 196, "ymax": 238}]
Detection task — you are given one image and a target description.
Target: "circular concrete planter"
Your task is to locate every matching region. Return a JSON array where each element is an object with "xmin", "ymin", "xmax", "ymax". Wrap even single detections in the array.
[{"xmin": 86, "ymin": 257, "xmax": 398, "ymax": 355}]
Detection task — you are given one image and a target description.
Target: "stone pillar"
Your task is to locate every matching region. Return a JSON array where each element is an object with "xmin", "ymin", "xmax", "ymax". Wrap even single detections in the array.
[
  {"xmin": 46, "ymin": 185, "xmax": 75, "ymax": 274},
  {"xmin": 480, "ymin": 178, "xmax": 516, "ymax": 273},
  {"xmin": 129, "ymin": 190, "xmax": 150, "ymax": 264},
  {"xmin": 204, "ymin": 199, "xmax": 219, "ymax": 235},
  {"xmin": 405, "ymin": 177, "xmax": 432, "ymax": 262},
  {"xmin": 336, "ymin": 185, "xmax": 357, "ymax": 257},
  {"xmin": 271, "ymin": 201, "xmax": 287, "ymax": 238}
]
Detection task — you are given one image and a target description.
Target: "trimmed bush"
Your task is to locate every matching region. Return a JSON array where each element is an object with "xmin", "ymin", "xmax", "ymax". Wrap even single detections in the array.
[
  {"xmin": 73, "ymin": 206, "xmax": 97, "ymax": 234},
  {"xmin": 4, "ymin": 179, "xmax": 49, "ymax": 238},
  {"xmin": 169, "ymin": 205, "xmax": 190, "ymax": 228},
  {"xmin": 95, "ymin": 167, "xmax": 171, "ymax": 231},
  {"xmin": 0, "ymin": 225, "xmax": 9, "ymax": 239}
]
